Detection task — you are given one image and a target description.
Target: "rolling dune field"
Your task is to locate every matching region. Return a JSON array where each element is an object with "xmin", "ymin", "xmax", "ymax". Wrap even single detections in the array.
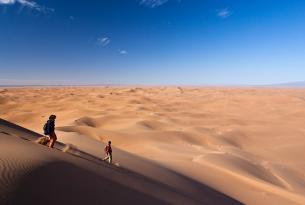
[{"xmin": 1, "ymin": 87, "xmax": 305, "ymax": 205}]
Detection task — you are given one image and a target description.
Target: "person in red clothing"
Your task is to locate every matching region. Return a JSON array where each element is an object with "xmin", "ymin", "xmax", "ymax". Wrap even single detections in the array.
[{"xmin": 103, "ymin": 141, "xmax": 112, "ymax": 164}]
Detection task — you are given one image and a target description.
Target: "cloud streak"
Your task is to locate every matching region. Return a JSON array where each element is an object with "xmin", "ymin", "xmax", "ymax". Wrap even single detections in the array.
[
  {"xmin": 140, "ymin": 0, "xmax": 169, "ymax": 8},
  {"xmin": 217, "ymin": 8, "xmax": 232, "ymax": 18},
  {"xmin": 97, "ymin": 37, "xmax": 111, "ymax": 47},
  {"xmin": 0, "ymin": 0, "xmax": 54, "ymax": 13},
  {"xmin": 0, "ymin": 0, "xmax": 15, "ymax": 4}
]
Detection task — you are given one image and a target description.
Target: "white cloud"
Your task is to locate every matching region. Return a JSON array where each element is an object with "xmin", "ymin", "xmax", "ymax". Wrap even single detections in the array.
[
  {"xmin": 97, "ymin": 37, "xmax": 111, "ymax": 47},
  {"xmin": 140, "ymin": 0, "xmax": 169, "ymax": 8},
  {"xmin": 0, "ymin": 0, "xmax": 54, "ymax": 13},
  {"xmin": 69, "ymin": 15, "xmax": 75, "ymax": 20},
  {"xmin": 0, "ymin": 0, "xmax": 15, "ymax": 4},
  {"xmin": 119, "ymin": 49, "xmax": 128, "ymax": 55},
  {"xmin": 217, "ymin": 8, "xmax": 232, "ymax": 18}
]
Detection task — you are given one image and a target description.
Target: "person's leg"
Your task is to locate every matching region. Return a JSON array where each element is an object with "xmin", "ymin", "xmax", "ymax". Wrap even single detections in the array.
[
  {"xmin": 52, "ymin": 132, "xmax": 57, "ymax": 147},
  {"xmin": 48, "ymin": 134, "xmax": 54, "ymax": 148},
  {"xmin": 48, "ymin": 132, "xmax": 57, "ymax": 148},
  {"xmin": 109, "ymin": 154, "xmax": 112, "ymax": 164},
  {"xmin": 103, "ymin": 155, "xmax": 109, "ymax": 161}
]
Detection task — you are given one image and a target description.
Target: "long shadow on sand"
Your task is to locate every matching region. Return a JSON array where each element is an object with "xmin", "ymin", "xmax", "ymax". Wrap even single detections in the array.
[
  {"xmin": 3, "ymin": 160, "xmax": 244, "ymax": 205},
  {"xmin": 5, "ymin": 161, "xmax": 168, "ymax": 205}
]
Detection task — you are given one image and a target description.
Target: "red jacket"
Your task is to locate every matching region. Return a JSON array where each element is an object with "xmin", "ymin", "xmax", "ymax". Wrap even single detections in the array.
[{"xmin": 104, "ymin": 145, "xmax": 112, "ymax": 155}]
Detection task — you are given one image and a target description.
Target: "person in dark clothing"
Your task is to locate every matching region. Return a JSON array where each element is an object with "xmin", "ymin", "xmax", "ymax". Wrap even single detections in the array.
[
  {"xmin": 46, "ymin": 115, "xmax": 57, "ymax": 148},
  {"xmin": 103, "ymin": 141, "xmax": 112, "ymax": 164}
]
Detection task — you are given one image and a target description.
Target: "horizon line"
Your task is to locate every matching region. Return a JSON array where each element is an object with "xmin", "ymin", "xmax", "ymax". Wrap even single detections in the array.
[{"xmin": 1, "ymin": 81, "xmax": 305, "ymax": 88}]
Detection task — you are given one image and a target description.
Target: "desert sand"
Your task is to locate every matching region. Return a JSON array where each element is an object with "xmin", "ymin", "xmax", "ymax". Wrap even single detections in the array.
[{"xmin": 1, "ymin": 87, "xmax": 305, "ymax": 205}]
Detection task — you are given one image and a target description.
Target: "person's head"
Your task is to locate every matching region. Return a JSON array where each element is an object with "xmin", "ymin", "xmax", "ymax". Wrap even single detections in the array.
[
  {"xmin": 49, "ymin": 115, "xmax": 56, "ymax": 120},
  {"xmin": 108, "ymin": 141, "xmax": 111, "ymax": 145}
]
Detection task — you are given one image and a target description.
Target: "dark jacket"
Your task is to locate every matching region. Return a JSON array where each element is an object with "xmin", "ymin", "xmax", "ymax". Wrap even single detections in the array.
[{"xmin": 47, "ymin": 119, "xmax": 55, "ymax": 134}]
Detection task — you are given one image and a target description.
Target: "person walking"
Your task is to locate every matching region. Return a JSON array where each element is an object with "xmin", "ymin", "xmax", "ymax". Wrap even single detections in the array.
[
  {"xmin": 43, "ymin": 115, "xmax": 57, "ymax": 148},
  {"xmin": 103, "ymin": 141, "xmax": 112, "ymax": 164}
]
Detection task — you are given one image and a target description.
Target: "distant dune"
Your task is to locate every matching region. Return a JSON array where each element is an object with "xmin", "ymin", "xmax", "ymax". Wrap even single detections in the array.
[
  {"xmin": 1, "ymin": 87, "xmax": 305, "ymax": 205},
  {"xmin": 266, "ymin": 81, "xmax": 305, "ymax": 88}
]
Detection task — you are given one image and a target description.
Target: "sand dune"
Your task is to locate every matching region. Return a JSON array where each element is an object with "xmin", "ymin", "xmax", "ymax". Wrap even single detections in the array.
[
  {"xmin": 1, "ymin": 87, "xmax": 305, "ymax": 204},
  {"xmin": 0, "ymin": 119, "xmax": 241, "ymax": 205}
]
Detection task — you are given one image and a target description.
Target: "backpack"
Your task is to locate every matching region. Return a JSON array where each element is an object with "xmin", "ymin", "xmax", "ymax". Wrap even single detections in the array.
[{"xmin": 43, "ymin": 121, "xmax": 49, "ymax": 135}]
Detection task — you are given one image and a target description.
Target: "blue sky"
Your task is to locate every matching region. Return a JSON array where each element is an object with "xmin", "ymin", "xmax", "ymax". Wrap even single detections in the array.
[{"xmin": 0, "ymin": 0, "xmax": 305, "ymax": 85}]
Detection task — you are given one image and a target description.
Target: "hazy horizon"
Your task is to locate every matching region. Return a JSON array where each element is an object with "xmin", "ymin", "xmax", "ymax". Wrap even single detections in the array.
[{"xmin": 1, "ymin": 79, "xmax": 305, "ymax": 87}]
